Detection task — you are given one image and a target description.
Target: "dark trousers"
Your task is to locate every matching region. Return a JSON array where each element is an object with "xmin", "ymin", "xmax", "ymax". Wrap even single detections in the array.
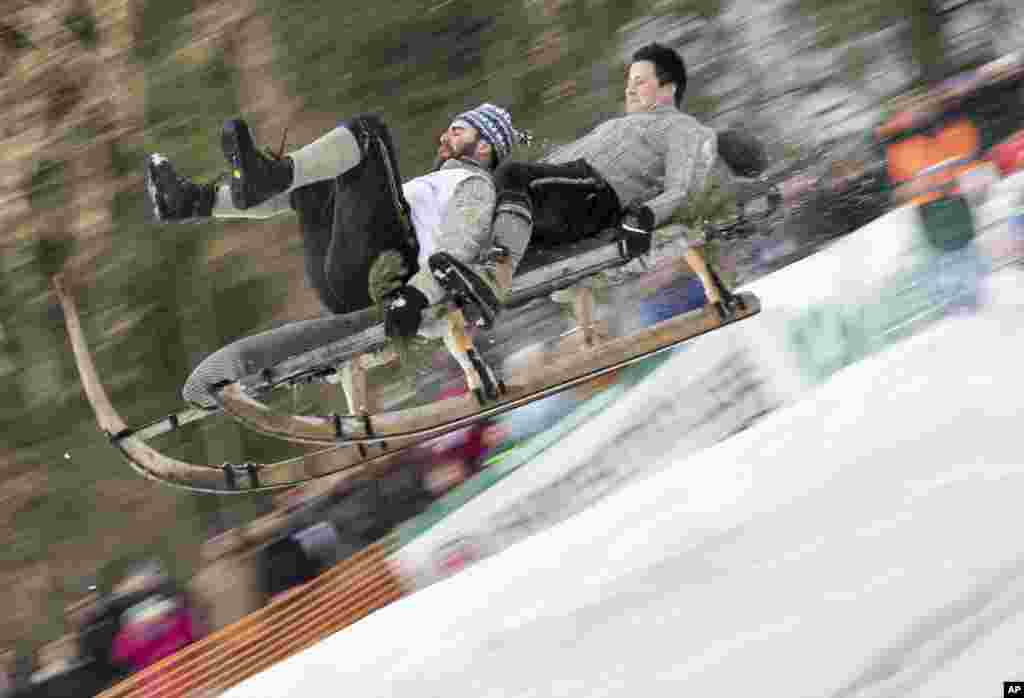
[
  {"xmin": 493, "ymin": 159, "xmax": 622, "ymax": 248},
  {"xmin": 289, "ymin": 115, "xmax": 418, "ymax": 314}
]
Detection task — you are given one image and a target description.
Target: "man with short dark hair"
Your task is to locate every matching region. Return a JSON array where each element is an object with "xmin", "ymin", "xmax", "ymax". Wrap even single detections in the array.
[{"xmin": 466, "ymin": 42, "xmax": 739, "ymax": 321}]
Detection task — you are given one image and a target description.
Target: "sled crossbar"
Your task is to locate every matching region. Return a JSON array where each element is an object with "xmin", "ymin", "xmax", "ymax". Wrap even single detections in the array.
[{"xmin": 118, "ymin": 406, "xmax": 219, "ymax": 443}]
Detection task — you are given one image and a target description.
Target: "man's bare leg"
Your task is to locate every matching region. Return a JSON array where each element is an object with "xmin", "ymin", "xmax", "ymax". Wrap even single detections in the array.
[
  {"xmin": 683, "ymin": 246, "xmax": 723, "ymax": 305},
  {"xmin": 285, "ymin": 124, "xmax": 362, "ymax": 190},
  {"xmin": 442, "ymin": 307, "xmax": 503, "ymax": 402},
  {"xmin": 211, "ymin": 185, "xmax": 292, "ymax": 219}
]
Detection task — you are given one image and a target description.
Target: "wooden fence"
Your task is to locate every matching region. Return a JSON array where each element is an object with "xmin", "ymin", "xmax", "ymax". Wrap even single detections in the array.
[{"xmin": 98, "ymin": 538, "xmax": 408, "ymax": 697}]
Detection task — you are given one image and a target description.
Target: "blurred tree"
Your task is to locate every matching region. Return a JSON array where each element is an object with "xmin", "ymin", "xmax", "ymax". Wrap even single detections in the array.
[
  {"xmin": 63, "ymin": 4, "xmax": 99, "ymax": 49},
  {"xmin": 0, "ymin": 272, "xmax": 30, "ymax": 432},
  {"xmin": 789, "ymin": 0, "xmax": 998, "ymax": 87}
]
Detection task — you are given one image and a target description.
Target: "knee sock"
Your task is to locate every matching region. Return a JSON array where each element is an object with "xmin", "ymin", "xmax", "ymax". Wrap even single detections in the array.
[
  {"xmin": 286, "ymin": 125, "xmax": 362, "ymax": 190},
  {"xmin": 212, "ymin": 184, "xmax": 292, "ymax": 219},
  {"xmin": 212, "ymin": 125, "xmax": 362, "ymax": 219}
]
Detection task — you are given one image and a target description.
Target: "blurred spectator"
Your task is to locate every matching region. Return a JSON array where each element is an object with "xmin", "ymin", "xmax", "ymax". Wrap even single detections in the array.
[
  {"xmin": 780, "ymin": 156, "xmax": 888, "ymax": 250},
  {"xmin": 490, "ymin": 390, "xmax": 577, "ymax": 446},
  {"xmin": 292, "ymin": 520, "xmax": 345, "ymax": 569},
  {"xmin": 72, "ymin": 559, "xmax": 203, "ymax": 682},
  {"xmin": 887, "ymin": 117, "xmax": 980, "ymax": 207},
  {"xmin": 417, "ymin": 386, "xmax": 510, "ymax": 497},
  {"xmin": 110, "ymin": 592, "xmax": 202, "ymax": 674},
  {"xmin": 18, "ymin": 634, "xmax": 109, "ymax": 698},
  {"xmin": 254, "ymin": 446, "xmax": 453, "ymax": 604},
  {"xmin": 637, "ymin": 272, "xmax": 707, "ymax": 327},
  {"xmin": 258, "ymin": 529, "xmax": 326, "ymax": 602},
  {"xmin": 189, "ymin": 529, "xmax": 263, "ymax": 632},
  {"xmin": 0, "ymin": 649, "xmax": 13, "ymax": 698},
  {"xmin": 420, "ymin": 422, "xmax": 496, "ymax": 497},
  {"xmin": 78, "ymin": 585, "xmax": 149, "ymax": 684},
  {"xmin": 987, "ymin": 129, "xmax": 1024, "ymax": 176}
]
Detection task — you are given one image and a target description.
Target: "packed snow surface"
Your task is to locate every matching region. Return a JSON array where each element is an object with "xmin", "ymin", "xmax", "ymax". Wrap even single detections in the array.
[{"xmin": 225, "ymin": 257, "xmax": 1024, "ymax": 697}]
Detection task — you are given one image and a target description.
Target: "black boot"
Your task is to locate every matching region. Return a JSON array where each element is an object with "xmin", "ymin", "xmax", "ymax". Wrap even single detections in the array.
[
  {"xmin": 221, "ymin": 118, "xmax": 294, "ymax": 209},
  {"xmin": 145, "ymin": 154, "xmax": 215, "ymax": 223},
  {"xmin": 706, "ymin": 262, "xmax": 744, "ymax": 321},
  {"xmin": 428, "ymin": 251, "xmax": 508, "ymax": 330}
]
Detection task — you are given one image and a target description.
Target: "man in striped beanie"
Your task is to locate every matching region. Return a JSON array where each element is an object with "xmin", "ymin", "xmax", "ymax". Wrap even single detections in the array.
[
  {"xmin": 447, "ymin": 103, "xmax": 532, "ymax": 167},
  {"xmin": 422, "ymin": 103, "xmax": 532, "ymax": 329}
]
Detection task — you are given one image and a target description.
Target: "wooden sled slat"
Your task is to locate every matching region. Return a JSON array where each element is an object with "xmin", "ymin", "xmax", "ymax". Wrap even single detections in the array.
[
  {"xmin": 186, "ymin": 224, "xmax": 694, "ymax": 406},
  {"xmin": 214, "ymin": 294, "xmax": 761, "ymax": 446}
]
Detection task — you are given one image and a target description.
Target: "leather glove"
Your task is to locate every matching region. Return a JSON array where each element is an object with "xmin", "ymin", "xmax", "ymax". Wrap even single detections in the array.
[
  {"xmin": 619, "ymin": 204, "xmax": 655, "ymax": 257},
  {"xmin": 367, "ymin": 250, "xmax": 410, "ymax": 305},
  {"xmin": 384, "ymin": 285, "xmax": 430, "ymax": 340}
]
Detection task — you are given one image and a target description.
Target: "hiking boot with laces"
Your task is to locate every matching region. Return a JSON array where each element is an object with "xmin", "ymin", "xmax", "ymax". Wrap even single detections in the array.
[
  {"xmin": 428, "ymin": 248, "xmax": 514, "ymax": 330},
  {"xmin": 145, "ymin": 154, "xmax": 215, "ymax": 223},
  {"xmin": 222, "ymin": 118, "xmax": 294, "ymax": 209}
]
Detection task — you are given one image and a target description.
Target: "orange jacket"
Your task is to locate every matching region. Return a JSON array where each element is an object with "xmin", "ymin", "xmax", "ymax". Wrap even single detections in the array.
[{"xmin": 885, "ymin": 117, "xmax": 980, "ymax": 205}]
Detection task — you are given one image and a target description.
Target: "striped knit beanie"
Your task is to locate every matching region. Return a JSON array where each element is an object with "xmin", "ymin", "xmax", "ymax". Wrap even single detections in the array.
[{"xmin": 453, "ymin": 103, "xmax": 531, "ymax": 162}]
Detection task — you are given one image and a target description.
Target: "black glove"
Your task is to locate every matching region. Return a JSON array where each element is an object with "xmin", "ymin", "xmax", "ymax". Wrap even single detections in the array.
[
  {"xmin": 619, "ymin": 204, "xmax": 655, "ymax": 257},
  {"xmin": 384, "ymin": 285, "xmax": 430, "ymax": 340}
]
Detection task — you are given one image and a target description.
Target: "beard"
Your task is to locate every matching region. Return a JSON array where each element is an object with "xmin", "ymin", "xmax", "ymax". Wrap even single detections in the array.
[
  {"xmin": 433, "ymin": 136, "xmax": 481, "ymax": 171},
  {"xmin": 625, "ymin": 96, "xmax": 654, "ymax": 114}
]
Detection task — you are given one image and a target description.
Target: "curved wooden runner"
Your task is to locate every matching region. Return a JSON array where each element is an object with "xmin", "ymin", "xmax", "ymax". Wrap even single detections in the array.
[
  {"xmin": 53, "ymin": 275, "xmax": 428, "ymax": 493},
  {"xmin": 56, "ymin": 271, "xmax": 758, "ymax": 491},
  {"xmin": 98, "ymin": 539, "xmax": 408, "ymax": 697}
]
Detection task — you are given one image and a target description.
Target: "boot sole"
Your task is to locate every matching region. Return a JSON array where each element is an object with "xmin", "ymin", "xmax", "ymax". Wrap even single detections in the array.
[
  {"xmin": 144, "ymin": 155, "xmax": 167, "ymax": 222},
  {"xmin": 144, "ymin": 154, "xmax": 182, "ymax": 223},
  {"xmin": 222, "ymin": 118, "xmax": 260, "ymax": 210},
  {"xmin": 428, "ymin": 252, "xmax": 502, "ymax": 329}
]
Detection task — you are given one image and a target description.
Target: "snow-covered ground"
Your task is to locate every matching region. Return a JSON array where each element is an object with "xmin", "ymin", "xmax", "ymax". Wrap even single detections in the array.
[{"xmin": 223, "ymin": 250, "xmax": 1024, "ymax": 696}]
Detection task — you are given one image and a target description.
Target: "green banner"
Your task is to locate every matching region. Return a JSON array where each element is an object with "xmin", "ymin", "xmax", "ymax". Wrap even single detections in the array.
[{"xmin": 787, "ymin": 240, "xmax": 986, "ymax": 385}]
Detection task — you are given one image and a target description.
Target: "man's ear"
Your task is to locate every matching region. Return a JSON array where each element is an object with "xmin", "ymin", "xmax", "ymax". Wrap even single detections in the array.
[
  {"xmin": 476, "ymin": 139, "xmax": 494, "ymax": 166},
  {"xmin": 656, "ymin": 81, "xmax": 677, "ymax": 106}
]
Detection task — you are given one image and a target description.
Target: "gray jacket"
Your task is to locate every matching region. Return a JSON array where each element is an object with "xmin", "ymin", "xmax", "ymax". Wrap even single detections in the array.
[
  {"xmin": 542, "ymin": 104, "xmax": 718, "ymax": 227},
  {"xmin": 407, "ymin": 158, "xmax": 496, "ymax": 303}
]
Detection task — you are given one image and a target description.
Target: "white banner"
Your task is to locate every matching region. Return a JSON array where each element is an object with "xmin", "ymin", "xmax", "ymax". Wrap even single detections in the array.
[{"xmin": 395, "ymin": 316, "xmax": 803, "ymax": 589}]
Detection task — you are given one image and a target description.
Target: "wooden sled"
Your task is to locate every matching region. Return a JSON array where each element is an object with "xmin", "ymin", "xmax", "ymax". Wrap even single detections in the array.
[
  {"xmin": 212, "ymin": 292, "xmax": 760, "ymax": 446},
  {"xmin": 181, "ymin": 224, "xmax": 758, "ymax": 444},
  {"xmin": 54, "ymin": 266, "xmax": 758, "ymax": 493}
]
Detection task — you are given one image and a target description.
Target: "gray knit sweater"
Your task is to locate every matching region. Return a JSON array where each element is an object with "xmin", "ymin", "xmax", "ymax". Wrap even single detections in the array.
[{"xmin": 542, "ymin": 104, "xmax": 718, "ymax": 227}]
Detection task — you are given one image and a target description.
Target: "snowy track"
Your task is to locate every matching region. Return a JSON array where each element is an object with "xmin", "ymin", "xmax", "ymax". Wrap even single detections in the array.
[
  {"xmin": 223, "ymin": 260, "xmax": 1024, "ymax": 697},
  {"xmin": 222, "ymin": 181, "xmax": 1024, "ymax": 696}
]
